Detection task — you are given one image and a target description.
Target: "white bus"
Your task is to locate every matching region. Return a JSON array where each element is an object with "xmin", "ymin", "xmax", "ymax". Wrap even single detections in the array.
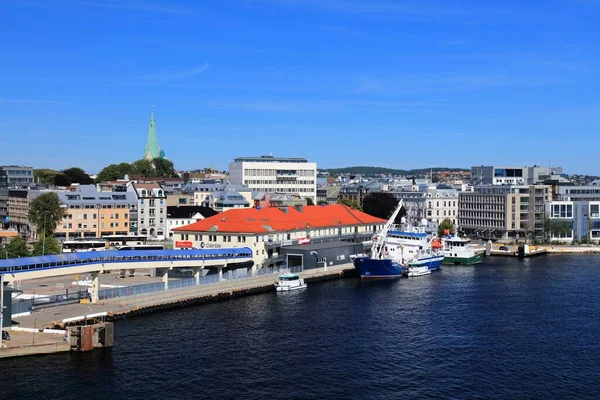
[
  {"xmin": 102, "ymin": 234, "xmax": 148, "ymax": 248},
  {"xmin": 62, "ymin": 240, "xmax": 109, "ymax": 253}
]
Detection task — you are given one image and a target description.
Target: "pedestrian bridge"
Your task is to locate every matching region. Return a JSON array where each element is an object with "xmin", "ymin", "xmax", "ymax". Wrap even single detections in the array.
[{"xmin": 0, "ymin": 248, "xmax": 254, "ymax": 303}]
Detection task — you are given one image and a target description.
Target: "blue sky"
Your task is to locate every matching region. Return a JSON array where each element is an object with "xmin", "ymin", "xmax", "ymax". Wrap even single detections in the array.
[{"xmin": 1, "ymin": 0, "xmax": 599, "ymax": 174}]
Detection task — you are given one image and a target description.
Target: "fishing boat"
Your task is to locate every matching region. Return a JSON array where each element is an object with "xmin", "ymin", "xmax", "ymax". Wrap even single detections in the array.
[
  {"xmin": 352, "ymin": 200, "xmax": 408, "ymax": 279},
  {"xmin": 438, "ymin": 235, "xmax": 483, "ymax": 266},
  {"xmin": 274, "ymin": 270, "xmax": 307, "ymax": 291},
  {"xmin": 383, "ymin": 218, "xmax": 444, "ymax": 271}
]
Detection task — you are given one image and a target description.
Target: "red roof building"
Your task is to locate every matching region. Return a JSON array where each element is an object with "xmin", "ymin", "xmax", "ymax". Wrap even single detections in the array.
[{"xmin": 171, "ymin": 204, "xmax": 385, "ymax": 266}]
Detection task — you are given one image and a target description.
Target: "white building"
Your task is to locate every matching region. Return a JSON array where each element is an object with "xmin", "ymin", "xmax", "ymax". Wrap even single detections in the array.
[
  {"xmin": 426, "ymin": 188, "xmax": 459, "ymax": 227},
  {"xmin": 128, "ymin": 182, "xmax": 167, "ymax": 239},
  {"xmin": 228, "ymin": 155, "xmax": 317, "ymax": 203}
]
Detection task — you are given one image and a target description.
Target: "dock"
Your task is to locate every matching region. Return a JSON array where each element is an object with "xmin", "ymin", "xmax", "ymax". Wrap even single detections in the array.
[{"xmin": 1, "ymin": 264, "xmax": 355, "ymax": 358}]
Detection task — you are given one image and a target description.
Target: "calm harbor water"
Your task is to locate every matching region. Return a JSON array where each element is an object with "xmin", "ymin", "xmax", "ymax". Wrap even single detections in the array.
[{"xmin": 4, "ymin": 255, "xmax": 600, "ymax": 399}]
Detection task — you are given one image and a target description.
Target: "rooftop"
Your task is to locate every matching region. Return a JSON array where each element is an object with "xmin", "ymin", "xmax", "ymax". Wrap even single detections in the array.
[
  {"xmin": 173, "ymin": 204, "xmax": 384, "ymax": 234},
  {"xmin": 233, "ymin": 155, "xmax": 310, "ymax": 163},
  {"xmin": 166, "ymin": 206, "xmax": 218, "ymax": 219}
]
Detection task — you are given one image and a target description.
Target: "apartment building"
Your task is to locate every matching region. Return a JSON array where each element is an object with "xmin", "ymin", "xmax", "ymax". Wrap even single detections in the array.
[
  {"xmin": 55, "ymin": 185, "xmax": 138, "ymax": 240},
  {"xmin": 228, "ymin": 155, "xmax": 317, "ymax": 203},
  {"xmin": 425, "ymin": 187, "xmax": 459, "ymax": 226},
  {"xmin": 458, "ymin": 185, "xmax": 552, "ymax": 241},
  {"xmin": 128, "ymin": 182, "xmax": 167, "ymax": 238}
]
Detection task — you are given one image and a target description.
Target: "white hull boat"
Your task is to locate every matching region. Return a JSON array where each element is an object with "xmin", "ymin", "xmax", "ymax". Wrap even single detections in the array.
[
  {"xmin": 406, "ymin": 265, "xmax": 431, "ymax": 277},
  {"xmin": 274, "ymin": 271, "xmax": 307, "ymax": 291}
]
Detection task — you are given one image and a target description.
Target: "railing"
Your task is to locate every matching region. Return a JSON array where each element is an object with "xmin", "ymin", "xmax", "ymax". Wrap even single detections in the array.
[{"xmin": 12, "ymin": 290, "xmax": 90, "ymax": 314}]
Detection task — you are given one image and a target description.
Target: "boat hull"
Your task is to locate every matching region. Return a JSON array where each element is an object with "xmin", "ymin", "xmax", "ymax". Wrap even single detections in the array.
[
  {"xmin": 276, "ymin": 283, "xmax": 307, "ymax": 291},
  {"xmin": 442, "ymin": 253, "xmax": 483, "ymax": 266},
  {"xmin": 408, "ymin": 255, "xmax": 444, "ymax": 271},
  {"xmin": 353, "ymin": 257, "xmax": 407, "ymax": 279}
]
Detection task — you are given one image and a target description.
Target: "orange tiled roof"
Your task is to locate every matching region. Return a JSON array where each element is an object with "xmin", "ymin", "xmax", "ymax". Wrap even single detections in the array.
[{"xmin": 173, "ymin": 204, "xmax": 385, "ymax": 234}]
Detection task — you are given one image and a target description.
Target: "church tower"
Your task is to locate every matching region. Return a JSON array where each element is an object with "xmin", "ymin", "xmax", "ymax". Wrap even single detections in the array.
[{"xmin": 143, "ymin": 109, "xmax": 165, "ymax": 160}]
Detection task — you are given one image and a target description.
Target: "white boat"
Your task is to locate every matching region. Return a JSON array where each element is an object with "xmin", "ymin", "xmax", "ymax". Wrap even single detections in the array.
[
  {"xmin": 437, "ymin": 235, "xmax": 483, "ymax": 266},
  {"xmin": 274, "ymin": 271, "xmax": 307, "ymax": 291},
  {"xmin": 406, "ymin": 265, "xmax": 431, "ymax": 277}
]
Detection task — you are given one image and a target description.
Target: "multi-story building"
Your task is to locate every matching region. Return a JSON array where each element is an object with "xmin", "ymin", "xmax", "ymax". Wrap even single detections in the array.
[
  {"xmin": 202, "ymin": 191, "xmax": 251, "ymax": 212},
  {"xmin": 0, "ymin": 165, "xmax": 34, "ymax": 187},
  {"xmin": 128, "ymin": 182, "xmax": 167, "ymax": 238},
  {"xmin": 458, "ymin": 185, "xmax": 552, "ymax": 241},
  {"xmin": 338, "ymin": 180, "xmax": 385, "ymax": 205},
  {"xmin": 166, "ymin": 205, "xmax": 218, "ymax": 239},
  {"xmin": 425, "ymin": 187, "xmax": 459, "ymax": 227},
  {"xmin": 4, "ymin": 188, "xmax": 50, "ymax": 240},
  {"xmin": 253, "ymin": 192, "xmax": 307, "ymax": 208},
  {"xmin": 166, "ymin": 193, "xmax": 193, "ymax": 207},
  {"xmin": 471, "ymin": 165, "xmax": 562, "ymax": 186},
  {"xmin": 172, "ymin": 204, "xmax": 385, "ymax": 268},
  {"xmin": 543, "ymin": 182, "xmax": 600, "ymax": 243},
  {"xmin": 182, "ymin": 182, "xmax": 252, "ymax": 206},
  {"xmin": 389, "ymin": 189, "xmax": 428, "ymax": 223},
  {"xmin": 55, "ymin": 185, "xmax": 138, "ymax": 240},
  {"xmin": 228, "ymin": 155, "xmax": 317, "ymax": 203},
  {"xmin": 317, "ymin": 185, "xmax": 340, "ymax": 204}
]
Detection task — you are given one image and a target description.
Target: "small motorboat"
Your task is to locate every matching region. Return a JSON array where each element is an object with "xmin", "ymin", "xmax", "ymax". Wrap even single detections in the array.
[
  {"xmin": 406, "ymin": 265, "xmax": 431, "ymax": 277},
  {"xmin": 274, "ymin": 271, "xmax": 307, "ymax": 291}
]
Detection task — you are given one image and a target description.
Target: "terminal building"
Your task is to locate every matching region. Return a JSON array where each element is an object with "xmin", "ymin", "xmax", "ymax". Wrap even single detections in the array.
[{"xmin": 172, "ymin": 204, "xmax": 385, "ymax": 270}]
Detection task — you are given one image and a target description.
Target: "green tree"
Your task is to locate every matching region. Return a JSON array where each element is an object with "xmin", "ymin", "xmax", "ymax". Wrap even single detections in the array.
[
  {"xmin": 62, "ymin": 167, "xmax": 93, "ymax": 184},
  {"xmin": 95, "ymin": 162, "xmax": 133, "ymax": 183},
  {"xmin": 305, "ymin": 197, "xmax": 315, "ymax": 206},
  {"xmin": 339, "ymin": 198, "xmax": 362, "ymax": 211},
  {"xmin": 362, "ymin": 191, "xmax": 404, "ymax": 222},
  {"xmin": 33, "ymin": 169, "xmax": 59, "ymax": 185},
  {"xmin": 28, "ymin": 192, "xmax": 67, "ymax": 239},
  {"xmin": 131, "ymin": 159, "xmax": 154, "ymax": 177},
  {"xmin": 31, "ymin": 236, "xmax": 62, "ymax": 256},
  {"xmin": 438, "ymin": 218, "xmax": 454, "ymax": 237},
  {"xmin": 54, "ymin": 173, "xmax": 72, "ymax": 186},
  {"xmin": 151, "ymin": 158, "xmax": 178, "ymax": 178},
  {"xmin": 2, "ymin": 236, "xmax": 30, "ymax": 259}
]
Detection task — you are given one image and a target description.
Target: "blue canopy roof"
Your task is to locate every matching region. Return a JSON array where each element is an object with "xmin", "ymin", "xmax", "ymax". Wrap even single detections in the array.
[{"xmin": 0, "ymin": 248, "xmax": 253, "ymax": 269}]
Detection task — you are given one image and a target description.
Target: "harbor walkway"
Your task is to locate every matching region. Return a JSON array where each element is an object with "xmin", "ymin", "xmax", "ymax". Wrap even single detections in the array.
[{"xmin": 13, "ymin": 263, "xmax": 355, "ymax": 330}]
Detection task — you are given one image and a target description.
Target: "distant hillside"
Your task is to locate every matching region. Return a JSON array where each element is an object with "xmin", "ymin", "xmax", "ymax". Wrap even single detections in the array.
[{"xmin": 322, "ymin": 166, "xmax": 470, "ymax": 176}]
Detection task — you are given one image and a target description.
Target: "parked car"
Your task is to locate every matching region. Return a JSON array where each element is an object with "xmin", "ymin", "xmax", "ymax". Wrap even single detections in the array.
[{"xmin": 499, "ymin": 246, "xmax": 509, "ymax": 251}]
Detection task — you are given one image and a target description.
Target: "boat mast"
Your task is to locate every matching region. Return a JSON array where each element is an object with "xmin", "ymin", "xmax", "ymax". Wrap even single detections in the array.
[{"xmin": 372, "ymin": 199, "xmax": 404, "ymax": 259}]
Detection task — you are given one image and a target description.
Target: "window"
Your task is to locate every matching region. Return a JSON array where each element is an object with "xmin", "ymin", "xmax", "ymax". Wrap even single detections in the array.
[{"xmin": 591, "ymin": 204, "xmax": 599, "ymax": 218}]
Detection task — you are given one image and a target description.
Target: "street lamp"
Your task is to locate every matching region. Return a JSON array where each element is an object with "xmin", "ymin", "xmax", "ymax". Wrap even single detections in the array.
[{"xmin": 42, "ymin": 211, "xmax": 53, "ymax": 256}]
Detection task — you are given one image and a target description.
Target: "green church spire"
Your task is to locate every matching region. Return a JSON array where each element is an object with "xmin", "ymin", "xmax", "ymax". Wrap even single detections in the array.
[{"xmin": 143, "ymin": 108, "xmax": 164, "ymax": 160}]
